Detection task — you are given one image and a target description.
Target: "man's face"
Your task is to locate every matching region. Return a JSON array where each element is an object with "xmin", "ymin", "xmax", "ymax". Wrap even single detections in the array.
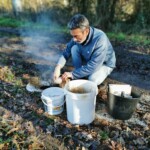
[{"xmin": 70, "ymin": 28, "xmax": 89, "ymax": 44}]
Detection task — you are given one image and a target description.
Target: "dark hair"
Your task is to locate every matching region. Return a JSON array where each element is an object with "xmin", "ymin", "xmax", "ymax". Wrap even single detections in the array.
[{"xmin": 67, "ymin": 14, "xmax": 89, "ymax": 30}]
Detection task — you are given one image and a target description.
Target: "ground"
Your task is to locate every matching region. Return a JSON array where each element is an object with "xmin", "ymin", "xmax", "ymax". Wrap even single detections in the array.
[{"xmin": 0, "ymin": 28, "xmax": 150, "ymax": 149}]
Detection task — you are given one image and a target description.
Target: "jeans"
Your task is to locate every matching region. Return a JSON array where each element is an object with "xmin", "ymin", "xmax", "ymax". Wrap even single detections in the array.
[{"xmin": 71, "ymin": 45, "xmax": 113, "ymax": 85}]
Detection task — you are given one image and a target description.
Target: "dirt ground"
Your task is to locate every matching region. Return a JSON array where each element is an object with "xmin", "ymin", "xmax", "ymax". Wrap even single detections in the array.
[{"xmin": 0, "ymin": 28, "xmax": 150, "ymax": 149}]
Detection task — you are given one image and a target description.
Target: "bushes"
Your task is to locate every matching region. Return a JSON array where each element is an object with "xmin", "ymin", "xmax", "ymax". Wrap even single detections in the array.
[{"xmin": 0, "ymin": 0, "xmax": 150, "ymax": 34}]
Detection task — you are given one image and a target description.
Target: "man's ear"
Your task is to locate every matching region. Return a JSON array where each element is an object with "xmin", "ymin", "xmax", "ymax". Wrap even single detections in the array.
[{"xmin": 85, "ymin": 28, "xmax": 89, "ymax": 35}]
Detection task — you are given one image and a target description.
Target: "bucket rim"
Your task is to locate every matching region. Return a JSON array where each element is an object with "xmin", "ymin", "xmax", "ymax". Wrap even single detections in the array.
[
  {"xmin": 42, "ymin": 87, "xmax": 64, "ymax": 97},
  {"xmin": 42, "ymin": 87, "xmax": 64, "ymax": 93},
  {"xmin": 41, "ymin": 93, "xmax": 64, "ymax": 100},
  {"xmin": 65, "ymin": 79, "xmax": 97, "ymax": 84},
  {"xmin": 108, "ymin": 92, "xmax": 141, "ymax": 100},
  {"xmin": 64, "ymin": 79, "xmax": 98, "ymax": 95},
  {"xmin": 64, "ymin": 89, "xmax": 93, "ymax": 96}
]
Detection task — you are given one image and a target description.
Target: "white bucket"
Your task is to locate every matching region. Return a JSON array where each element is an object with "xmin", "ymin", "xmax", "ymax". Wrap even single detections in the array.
[
  {"xmin": 64, "ymin": 80, "xmax": 98, "ymax": 125},
  {"xmin": 41, "ymin": 87, "xmax": 65, "ymax": 115}
]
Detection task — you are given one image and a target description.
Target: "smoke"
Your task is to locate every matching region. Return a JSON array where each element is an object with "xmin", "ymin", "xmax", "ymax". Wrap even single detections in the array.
[{"xmin": 19, "ymin": 14, "xmax": 64, "ymax": 81}]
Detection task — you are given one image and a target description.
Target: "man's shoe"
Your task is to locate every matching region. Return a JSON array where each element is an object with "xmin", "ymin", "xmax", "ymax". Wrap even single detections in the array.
[
  {"xmin": 98, "ymin": 83, "xmax": 107, "ymax": 91},
  {"xmin": 97, "ymin": 83, "xmax": 108, "ymax": 102}
]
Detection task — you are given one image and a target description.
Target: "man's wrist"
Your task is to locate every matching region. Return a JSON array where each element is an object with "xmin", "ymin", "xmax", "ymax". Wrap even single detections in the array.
[
  {"xmin": 57, "ymin": 55, "xmax": 66, "ymax": 68},
  {"xmin": 56, "ymin": 64, "xmax": 62, "ymax": 69},
  {"xmin": 70, "ymin": 72, "xmax": 73, "ymax": 79}
]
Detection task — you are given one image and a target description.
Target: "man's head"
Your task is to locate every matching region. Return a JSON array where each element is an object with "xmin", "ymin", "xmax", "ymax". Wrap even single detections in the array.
[{"xmin": 67, "ymin": 14, "xmax": 90, "ymax": 44}]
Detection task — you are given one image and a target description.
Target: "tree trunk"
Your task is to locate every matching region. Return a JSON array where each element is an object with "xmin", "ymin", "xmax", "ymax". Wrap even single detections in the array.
[{"xmin": 11, "ymin": 0, "xmax": 22, "ymax": 17}]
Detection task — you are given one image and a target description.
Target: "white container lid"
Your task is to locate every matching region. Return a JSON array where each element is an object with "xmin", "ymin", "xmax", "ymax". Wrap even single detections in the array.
[
  {"xmin": 42, "ymin": 87, "xmax": 64, "ymax": 98},
  {"xmin": 109, "ymin": 84, "xmax": 132, "ymax": 96}
]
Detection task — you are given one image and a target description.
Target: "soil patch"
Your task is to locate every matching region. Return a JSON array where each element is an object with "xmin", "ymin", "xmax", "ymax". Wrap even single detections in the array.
[{"xmin": 0, "ymin": 29, "xmax": 149, "ymax": 149}]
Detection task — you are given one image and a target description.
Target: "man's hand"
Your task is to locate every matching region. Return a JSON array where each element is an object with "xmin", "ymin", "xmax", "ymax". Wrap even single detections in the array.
[
  {"xmin": 53, "ymin": 65, "xmax": 61, "ymax": 81},
  {"xmin": 62, "ymin": 72, "xmax": 73, "ymax": 81}
]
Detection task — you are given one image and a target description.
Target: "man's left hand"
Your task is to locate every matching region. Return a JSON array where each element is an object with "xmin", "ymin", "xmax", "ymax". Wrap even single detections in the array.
[{"xmin": 62, "ymin": 72, "xmax": 73, "ymax": 81}]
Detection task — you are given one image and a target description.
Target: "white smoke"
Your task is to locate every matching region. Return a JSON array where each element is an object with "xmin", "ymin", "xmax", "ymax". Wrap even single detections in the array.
[{"xmin": 19, "ymin": 20, "xmax": 64, "ymax": 81}]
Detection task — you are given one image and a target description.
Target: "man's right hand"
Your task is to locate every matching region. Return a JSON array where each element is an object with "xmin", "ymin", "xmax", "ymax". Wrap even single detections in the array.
[{"xmin": 53, "ymin": 65, "xmax": 61, "ymax": 81}]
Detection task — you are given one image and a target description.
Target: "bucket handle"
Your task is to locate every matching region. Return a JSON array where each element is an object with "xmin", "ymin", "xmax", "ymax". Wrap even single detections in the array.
[{"xmin": 42, "ymin": 98, "xmax": 65, "ymax": 107}]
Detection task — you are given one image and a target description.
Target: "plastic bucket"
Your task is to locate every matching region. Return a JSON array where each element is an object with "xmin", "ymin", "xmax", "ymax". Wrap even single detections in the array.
[
  {"xmin": 41, "ymin": 87, "xmax": 65, "ymax": 115},
  {"xmin": 107, "ymin": 89, "xmax": 141, "ymax": 120},
  {"xmin": 64, "ymin": 80, "xmax": 98, "ymax": 125}
]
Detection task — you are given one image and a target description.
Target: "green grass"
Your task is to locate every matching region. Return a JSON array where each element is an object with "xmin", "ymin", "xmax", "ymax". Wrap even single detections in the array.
[
  {"xmin": 99, "ymin": 131, "xmax": 109, "ymax": 140},
  {"xmin": 0, "ymin": 17, "xmax": 149, "ymax": 45},
  {"xmin": 107, "ymin": 32, "xmax": 150, "ymax": 46},
  {"xmin": 0, "ymin": 66, "xmax": 23, "ymax": 86},
  {"xmin": 0, "ymin": 17, "xmax": 22, "ymax": 27},
  {"xmin": 0, "ymin": 17, "xmax": 68, "ymax": 33}
]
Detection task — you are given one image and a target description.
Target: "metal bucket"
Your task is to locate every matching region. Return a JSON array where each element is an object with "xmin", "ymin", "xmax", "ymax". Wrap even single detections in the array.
[{"xmin": 107, "ymin": 89, "xmax": 141, "ymax": 120}]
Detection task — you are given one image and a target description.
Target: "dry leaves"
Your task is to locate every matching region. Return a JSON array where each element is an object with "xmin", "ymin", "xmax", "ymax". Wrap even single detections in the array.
[{"xmin": 0, "ymin": 35, "xmax": 150, "ymax": 149}]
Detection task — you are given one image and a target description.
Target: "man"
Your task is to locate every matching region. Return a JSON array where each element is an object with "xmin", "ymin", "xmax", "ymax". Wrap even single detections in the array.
[{"xmin": 53, "ymin": 14, "xmax": 116, "ymax": 86}]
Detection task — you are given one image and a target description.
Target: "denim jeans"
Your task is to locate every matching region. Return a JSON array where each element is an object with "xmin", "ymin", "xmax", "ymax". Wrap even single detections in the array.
[{"xmin": 71, "ymin": 45, "xmax": 113, "ymax": 85}]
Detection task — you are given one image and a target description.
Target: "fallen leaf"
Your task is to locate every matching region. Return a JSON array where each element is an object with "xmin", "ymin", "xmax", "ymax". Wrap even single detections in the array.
[{"xmin": 7, "ymin": 127, "xmax": 19, "ymax": 135}]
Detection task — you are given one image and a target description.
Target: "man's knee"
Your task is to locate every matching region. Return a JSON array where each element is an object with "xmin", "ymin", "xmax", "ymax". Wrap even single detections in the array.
[
  {"xmin": 88, "ymin": 66, "xmax": 113, "ymax": 85},
  {"xmin": 88, "ymin": 75, "xmax": 99, "ymax": 85}
]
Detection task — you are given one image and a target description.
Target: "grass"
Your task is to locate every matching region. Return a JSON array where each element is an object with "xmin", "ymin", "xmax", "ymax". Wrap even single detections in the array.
[
  {"xmin": 0, "ymin": 116, "xmax": 44, "ymax": 149},
  {"xmin": 99, "ymin": 131, "xmax": 109, "ymax": 140},
  {"xmin": 0, "ymin": 66, "xmax": 23, "ymax": 86},
  {"xmin": 0, "ymin": 17, "xmax": 68, "ymax": 33},
  {"xmin": 107, "ymin": 32, "xmax": 150, "ymax": 46},
  {"xmin": 0, "ymin": 17, "xmax": 149, "ymax": 45},
  {"xmin": 0, "ymin": 17, "xmax": 22, "ymax": 28}
]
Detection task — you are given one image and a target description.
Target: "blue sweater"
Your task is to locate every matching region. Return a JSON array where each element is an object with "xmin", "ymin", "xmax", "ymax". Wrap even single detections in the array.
[{"xmin": 62, "ymin": 27, "xmax": 116, "ymax": 79}]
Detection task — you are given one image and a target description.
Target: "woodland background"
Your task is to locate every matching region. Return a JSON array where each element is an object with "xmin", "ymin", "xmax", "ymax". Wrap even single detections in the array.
[{"xmin": 0, "ymin": 0, "xmax": 150, "ymax": 34}]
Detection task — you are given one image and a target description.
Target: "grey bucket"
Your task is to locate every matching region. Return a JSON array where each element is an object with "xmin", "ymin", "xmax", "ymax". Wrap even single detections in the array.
[{"xmin": 107, "ymin": 89, "xmax": 141, "ymax": 120}]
